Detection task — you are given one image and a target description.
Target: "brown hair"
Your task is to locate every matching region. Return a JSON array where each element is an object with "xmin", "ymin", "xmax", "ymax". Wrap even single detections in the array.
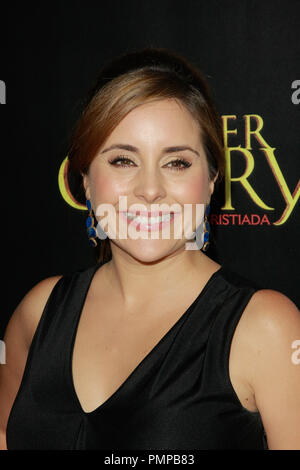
[{"xmin": 67, "ymin": 47, "xmax": 225, "ymax": 264}]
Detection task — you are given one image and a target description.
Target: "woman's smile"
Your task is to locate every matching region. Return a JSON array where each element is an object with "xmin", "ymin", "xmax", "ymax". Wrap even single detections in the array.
[{"xmin": 118, "ymin": 210, "xmax": 181, "ymax": 232}]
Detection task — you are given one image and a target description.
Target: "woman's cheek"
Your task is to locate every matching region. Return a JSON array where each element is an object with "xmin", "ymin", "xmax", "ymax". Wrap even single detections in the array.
[
  {"xmin": 172, "ymin": 174, "xmax": 209, "ymax": 204},
  {"xmin": 91, "ymin": 175, "xmax": 127, "ymax": 206}
]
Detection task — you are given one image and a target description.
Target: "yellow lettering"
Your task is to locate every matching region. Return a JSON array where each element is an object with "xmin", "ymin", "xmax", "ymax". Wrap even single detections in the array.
[
  {"xmin": 222, "ymin": 147, "xmax": 274, "ymax": 211},
  {"xmin": 260, "ymin": 148, "xmax": 300, "ymax": 225},
  {"xmin": 222, "ymin": 115, "xmax": 238, "ymax": 148},
  {"xmin": 244, "ymin": 115, "xmax": 272, "ymax": 149}
]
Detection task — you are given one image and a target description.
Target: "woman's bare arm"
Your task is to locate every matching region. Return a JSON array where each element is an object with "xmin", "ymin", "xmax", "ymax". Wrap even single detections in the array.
[
  {"xmin": 0, "ymin": 276, "xmax": 62, "ymax": 450},
  {"xmin": 241, "ymin": 289, "xmax": 300, "ymax": 449}
]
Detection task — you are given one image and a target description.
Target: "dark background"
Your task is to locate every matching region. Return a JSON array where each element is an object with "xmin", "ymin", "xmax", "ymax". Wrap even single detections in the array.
[{"xmin": 1, "ymin": 0, "xmax": 299, "ymax": 338}]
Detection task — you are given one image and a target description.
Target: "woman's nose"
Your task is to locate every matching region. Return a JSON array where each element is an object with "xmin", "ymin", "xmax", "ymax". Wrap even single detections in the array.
[{"xmin": 133, "ymin": 168, "xmax": 167, "ymax": 203}]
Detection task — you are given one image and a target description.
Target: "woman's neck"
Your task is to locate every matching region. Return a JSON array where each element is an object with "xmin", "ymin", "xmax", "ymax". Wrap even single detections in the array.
[{"xmin": 101, "ymin": 247, "xmax": 215, "ymax": 309}]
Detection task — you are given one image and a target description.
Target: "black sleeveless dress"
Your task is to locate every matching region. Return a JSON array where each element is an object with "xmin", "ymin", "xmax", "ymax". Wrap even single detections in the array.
[{"xmin": 6, "ymin": 262, "xmax": 267, "ymax": 450}]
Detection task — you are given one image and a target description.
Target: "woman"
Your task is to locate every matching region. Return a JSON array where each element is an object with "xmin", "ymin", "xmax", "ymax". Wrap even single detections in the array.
[{"xmin": 1, "ymin": 48, "xmax": 299, "ymax": 450}]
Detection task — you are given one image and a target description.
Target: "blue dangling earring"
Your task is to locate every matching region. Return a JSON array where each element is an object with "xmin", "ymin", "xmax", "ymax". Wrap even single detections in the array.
[
  {"xmin": 86, "ymin": 199, "xmax": 98, "ymax": 248},
  {"xmin": 201, "ymin": 204, "xmax": 210, "ymax": 252}
]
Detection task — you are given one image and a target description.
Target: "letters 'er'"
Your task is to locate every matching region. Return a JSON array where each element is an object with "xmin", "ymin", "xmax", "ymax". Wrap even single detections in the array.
[{"xmin": 222, "ymin": 115, "xmax": 299, "ymax": 225}]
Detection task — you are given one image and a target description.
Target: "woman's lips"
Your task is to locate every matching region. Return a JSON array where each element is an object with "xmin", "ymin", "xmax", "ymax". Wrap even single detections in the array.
[{"xmin": 118, "ymin": 211, "xmax": 181, "ymax": 232}]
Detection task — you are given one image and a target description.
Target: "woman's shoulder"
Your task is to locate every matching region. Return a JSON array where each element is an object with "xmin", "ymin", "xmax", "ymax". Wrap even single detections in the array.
[
  {"xmin": 243, "ymin": 288, "xmax": 299, "ymax": 333},
  {"xmin": 232, "ymin": 284, "xmax": 299, "ymax": 352},
  {"xmin": 7, "ymin": 263, "xmax": 100, "ymax": 348},
  {"xmin": 232, "ymin": 286, "xmax": 300, "ymax": 388},
  {"xmin": 6, "ymin": 275, "xmax": 63, "ymax": 350}
]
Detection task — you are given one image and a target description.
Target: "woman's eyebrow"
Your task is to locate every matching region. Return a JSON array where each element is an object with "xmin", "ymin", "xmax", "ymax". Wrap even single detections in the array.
[{"xmin": 100, "ymin": 143, "xmax": 200, "ymax": 157}]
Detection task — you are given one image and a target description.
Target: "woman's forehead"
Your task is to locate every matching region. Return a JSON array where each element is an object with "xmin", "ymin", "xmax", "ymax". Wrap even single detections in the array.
[{"xmin": 104, "ymin": 99, "xmax": 202, "ymax": 146}]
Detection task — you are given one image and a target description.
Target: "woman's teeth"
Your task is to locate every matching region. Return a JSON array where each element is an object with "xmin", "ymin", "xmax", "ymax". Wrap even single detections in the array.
[{"xmin": 126, "ymin": 213, "xmax": 172, "ymax": 224}]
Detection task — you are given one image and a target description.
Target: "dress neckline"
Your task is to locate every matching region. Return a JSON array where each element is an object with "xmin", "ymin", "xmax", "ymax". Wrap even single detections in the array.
[{"xmin": 69, "ymin": 262, "xmax": 224, "ymax": 416}]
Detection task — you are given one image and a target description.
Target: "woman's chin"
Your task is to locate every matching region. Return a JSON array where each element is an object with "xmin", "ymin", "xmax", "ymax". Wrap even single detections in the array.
[{"xmin": 112, "ymin": 238, "xmax": 184, "ymax": 264}]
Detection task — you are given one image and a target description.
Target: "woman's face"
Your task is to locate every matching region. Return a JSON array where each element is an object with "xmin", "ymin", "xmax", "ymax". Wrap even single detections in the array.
[{"xmin": 83, "ymin": 98, "xmax": 217, "ymax": 262}]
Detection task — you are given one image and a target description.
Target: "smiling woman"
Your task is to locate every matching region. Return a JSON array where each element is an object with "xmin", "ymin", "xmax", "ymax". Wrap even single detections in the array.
[
  {"xmin": 67, "ymin": 48, "xmax": 225, "ymax": 263},
  {"xmin": 1, "ymin": 47, "xmax": 299, "ymax": 451}
]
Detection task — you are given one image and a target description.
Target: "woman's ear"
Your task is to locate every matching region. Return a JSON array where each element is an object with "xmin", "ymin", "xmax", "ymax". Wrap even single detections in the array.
[
  {"xmin": 81, "ymin": 172, "xmax": 91, "ymax": 200},
  {"xmin": 209, "ymin": 171, "xmax": 219, "ymax": 196}
]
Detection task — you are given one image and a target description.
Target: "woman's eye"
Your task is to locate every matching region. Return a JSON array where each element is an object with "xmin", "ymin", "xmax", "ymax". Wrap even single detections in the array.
[
  {"xmin": 165, "ymin": 159, "xmax": 192, "ymax": 171},
  {"xmin": 108, "ymin": 156, "xmax": 136, "ymax": 167},
  {"xmin": 108, "ymin": 156, "xmax": 191, "ymax": 171}
]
